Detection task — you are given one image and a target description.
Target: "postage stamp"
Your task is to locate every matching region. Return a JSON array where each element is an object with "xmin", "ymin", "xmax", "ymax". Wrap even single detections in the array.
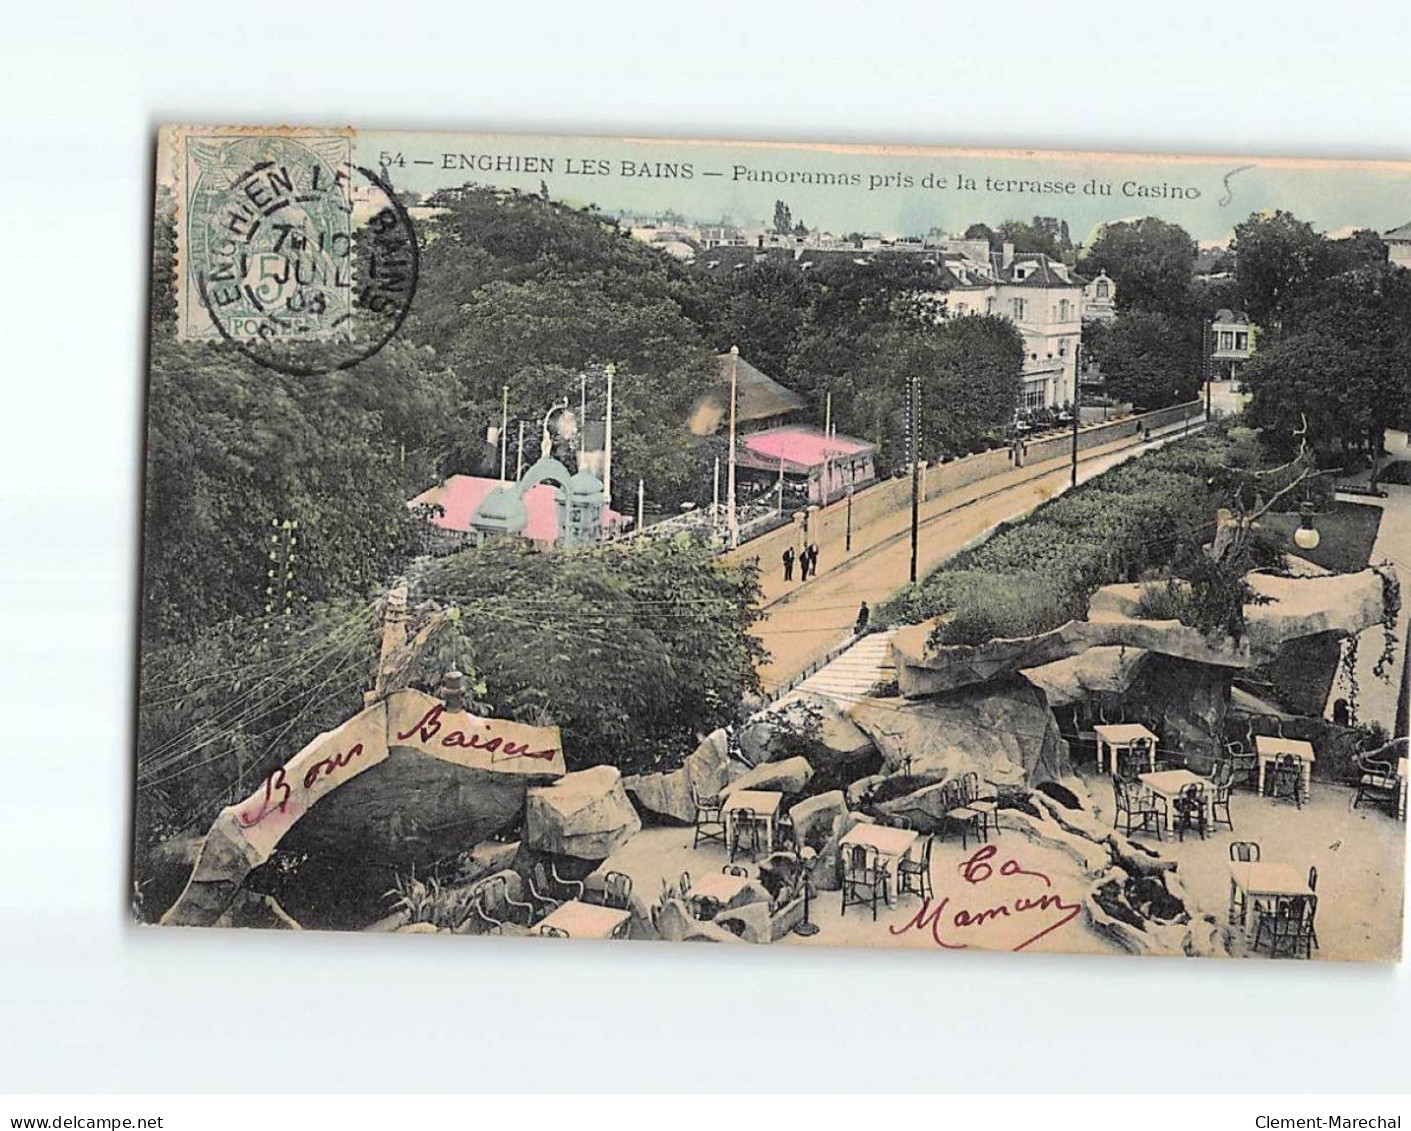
[{"xmin": 167, "ymin": 126, "xmax": 417, "ymax": 375}]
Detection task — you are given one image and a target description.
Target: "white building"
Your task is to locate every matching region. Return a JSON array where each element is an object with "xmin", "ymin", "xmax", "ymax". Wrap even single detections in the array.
[
  {"xmin": 941, "ymin": 243, "xmax": 1085, "ymax": 410},
  {"xmin": 1209, "ymin": 308, "xmax": 1255, "ymax": 381},
  {"xmin": 1082, "ymin": 271, "xmax": 1117, "ymax": 321},
  {"xmin": 1384, "ymin": 222, "xmax": 1411, "ymax": 270}
]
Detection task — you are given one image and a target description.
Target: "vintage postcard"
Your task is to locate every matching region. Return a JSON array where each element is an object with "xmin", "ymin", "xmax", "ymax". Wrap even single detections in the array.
[{"xmin": 135, "ymin": 125, "xmax": 1409, "ymax": 961}]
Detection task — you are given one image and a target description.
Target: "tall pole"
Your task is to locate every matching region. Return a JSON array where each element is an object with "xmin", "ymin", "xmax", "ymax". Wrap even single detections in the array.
[
  {"xmin": 1203, "ymin": 321, "xmax": 1213, "ymax": 424},
  {"xmin": 515, "ymin": 420, "xmax": 525, "ymax": 480},
  {"xmin": 500, "ymin": 385, "xmax": 509, "ymax": 483},
  {"xmin": 777, "ymin": 455, "xmax": 785, "ymax": 515},
  {"xmin": 712, "ymin": 455, "xmax": 720, "ymax": 537},
  {"xmin": 1071, "ymin": 343, "xmax": 1081, "ymax": 488},
  {"xmin": 909, "ymin": 369, "xmax": 920, "ymax": 584},
  {"xmin": 727, "ymin": 345, "xmax": 739, "ymax": 548},
  {"xmin": 636, "ymin": 478, "xmax": 645, "ymax": 538},
  {"xmin": 846, "ymin": 486, "xmax": 854, "ymax": 553},
  {"xmin": 580, "ymin": 371, "xmax": 588, "ymax": 459},
  {"xmin": 603, "ymin": 363, "xmax": 615, "ymax": 508}
]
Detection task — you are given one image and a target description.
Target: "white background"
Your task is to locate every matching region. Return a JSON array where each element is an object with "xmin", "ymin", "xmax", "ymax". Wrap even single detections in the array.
[{"xmin": 1, "ymin": 0, "xmax": 1408, "ymax": 1095}]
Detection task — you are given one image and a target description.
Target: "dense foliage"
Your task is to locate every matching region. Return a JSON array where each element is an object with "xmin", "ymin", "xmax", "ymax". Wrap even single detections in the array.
[
  {"xmin": 412, "ymin": 537, "xmax": 766, "ymax": 776},
  {"xmin": 880, "ymin": 428, "xmax": 1286, "ymax": 644}
]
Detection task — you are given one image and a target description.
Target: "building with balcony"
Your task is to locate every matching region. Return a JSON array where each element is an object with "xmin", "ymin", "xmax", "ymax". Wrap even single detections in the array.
[{"xmin": 1210, "ymin": 309, "xmax": 1256, "ymax": 381}]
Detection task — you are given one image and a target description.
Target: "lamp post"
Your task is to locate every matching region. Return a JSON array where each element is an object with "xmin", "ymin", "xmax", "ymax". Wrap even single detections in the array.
[
  {"xmin": 499, "ymin": 385, "xmax": 509, "ymax": 482},
  {"xmin": 845, "ymin": 484, "xmax": 855, "ymax": 553},
  {"xmin": 540, "ymin": 397, "xmax": 571, "ymax": 460},
  {"xmin": 1293, "ymin": 501, "xmax": 1321, "ymax": 551},
  {"xmin": 793, "ymin": 846, "xmax": 820, "ymax": 937}
]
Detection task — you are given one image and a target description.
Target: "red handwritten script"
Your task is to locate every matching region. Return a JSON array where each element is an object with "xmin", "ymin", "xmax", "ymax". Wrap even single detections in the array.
[
  {"xmin": 237, "ymin": 743, "xmax": 365, "ymax": 829},
  {"xmin": 889, "ymin": 845, "xmax": 1082, "ymax": 952},
  {"xmin": 394, "ymin": 703, "xmax": 558, "ymax": 762}
]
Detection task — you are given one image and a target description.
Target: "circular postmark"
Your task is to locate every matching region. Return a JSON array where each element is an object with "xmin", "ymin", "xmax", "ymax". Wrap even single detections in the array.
[{"xmin": 185, "ymin": 134, "xmax": 417, "ymax": 376}]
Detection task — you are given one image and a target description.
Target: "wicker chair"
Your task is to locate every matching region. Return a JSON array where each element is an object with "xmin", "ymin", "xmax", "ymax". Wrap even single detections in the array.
[
  {"xmin": 1173, "ymin": 782, "xmax": 1208, "ymax": 842},
  {"xmin": 1352, "ymin": 752, "xmax": 1402, "ymax": 815},
  {"xmin": 1113, "ymin": 777, "xmax": 1164, "ymax": 840},
  {"xmin": 939, "ymin": 778, "xmax": 987, "ymax": 850},
  {"xmin": 840, "ymin": 843, "xmax": 885, "ymax": 921},
  {"xmin": 895, "ymin": 835, "xmax": 934, "ymax": 902},
  {"xmin": 691, "ymin": 785, "xmax": 726, "ymax": 849},
  {"xmin": 602, "ymin": 870, "xmax": 633, "ymax": 911},
  {"xmin": 1267, "ymin": 754, "xmax": 1303, "ymax": 808},
  {"xmin": 1208, "ymin": 761, "xmax": 1235, "ymax": 831},
  {"xmin": 729, "ymin": 806, "xmax": 761, "ymax": 862},
  {"xmin": 1254, "ymin": 895, "xmax": 1318, "ymax": 959}
]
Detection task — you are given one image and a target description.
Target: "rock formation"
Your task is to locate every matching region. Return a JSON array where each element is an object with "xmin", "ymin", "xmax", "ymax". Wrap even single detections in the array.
[{"xmin": 523, "ymin": 765, "xmax": 642, "ymax": 859}]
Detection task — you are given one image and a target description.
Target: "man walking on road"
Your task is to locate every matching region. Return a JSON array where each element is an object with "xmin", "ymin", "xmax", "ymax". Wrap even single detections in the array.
[
  {"xmin": 854, "ymin": 601, "xmax": 870, "ymax": 635},
  {"xmin": 782, "ymin": 546, "xmax": 796, "ymax": 582}
]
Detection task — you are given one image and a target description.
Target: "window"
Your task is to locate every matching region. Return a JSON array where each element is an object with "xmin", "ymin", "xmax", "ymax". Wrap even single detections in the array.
[
  {"xmin": 1011, "ymin": 298, "xmax": 1026, "ymax": 321},
  {"xmin": 954, "ymin": 302, "xmax": 967, "ymax": 316},
  {"xmin": 1095, "ymin": 281, "xmax": 1109, "ymax": 298},
  {"xmin": 1022, "ymin": 381, "xmax": 1048, "ymax": 410},
  {"xmin": 1235, "ymin": 332, "xmax": 1248, "ymax": 350},
  {"xmin": 1058, "ymin": 299, "xmax": 1071, "ymax": 321},
  {"xmin": 1058, "ymin": 338, "xmax": 1068, "ymax": 356},
  {"xmin": 985, "ymin": 296, "xmax": 996, "ymax": 315},
  {"xmin": 1220, "ymin": 331, "xmax": 1234, "ymax": 350}
]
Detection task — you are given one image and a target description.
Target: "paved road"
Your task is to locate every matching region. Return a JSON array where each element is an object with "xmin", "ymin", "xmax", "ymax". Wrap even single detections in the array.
[{"xmin": 752, "ymin": 417, "xmax": 1206, "ymax": 695}]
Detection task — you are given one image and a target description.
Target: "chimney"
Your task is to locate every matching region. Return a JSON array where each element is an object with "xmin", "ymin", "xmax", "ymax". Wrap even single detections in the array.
[{"xmin": 1002, "ymin": 242, "xmax": 1015, "ymax": 269}]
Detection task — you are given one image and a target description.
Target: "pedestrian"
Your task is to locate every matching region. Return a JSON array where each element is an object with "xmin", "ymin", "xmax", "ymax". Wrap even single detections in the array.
[
  {"xmin": 854, "ymin": 600, "xmax": 870, "ymax": 635},
  {"xmin": 808, "ymin": 543, "xmax": 820, "ymax": 577},
  {"xmin": 798, "ymin": 546, "xmax": 809, "ymax": 581},
  {"xmin": 782, "ymin": 546, "xmax": 795, "ymax": 582}
]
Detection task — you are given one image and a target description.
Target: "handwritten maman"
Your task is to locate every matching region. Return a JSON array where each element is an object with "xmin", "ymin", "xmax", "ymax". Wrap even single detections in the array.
[{"xmin": 890, "ymin": 844, "xmax": 1082, "ymax": 952}]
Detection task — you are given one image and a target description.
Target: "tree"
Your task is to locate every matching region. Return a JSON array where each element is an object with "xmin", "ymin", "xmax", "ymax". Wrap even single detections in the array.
[
  {"xmin": 417, "ymin": 537, "xmax": 766, "ymax": 776},
  {"xmin": 1080, "ymin": 311, "xmax": 1199, "ymax": 410},
  {"xmin": 996, "ymin": 216, "xmax": 1070, "ymax": 259},
  {"xmin": 1231, "ymin": 210, "xmax": 1334, "ymax": 332},
  {"xmin": 963, "ymin": 222, "xmax": 998, "ymax": 247},
  {"xmin": 1243, "ymin": 264, "xmax": 1411, "ymax": 464},
  {"xmin": 773, "ymin": 199, "xmax": 793, "ymax": 235},
  {"xmin": 1079, "ymin": 218, "xmax": 1197, "ymax": 317}
]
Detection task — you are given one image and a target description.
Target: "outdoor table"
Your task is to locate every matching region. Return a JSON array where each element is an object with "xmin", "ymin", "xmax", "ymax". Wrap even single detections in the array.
[
  {"xmin": 722, "ymin": 789, "xmax": 783, "ymax": 855},
  {"xmin": 1227, "ymin": 861, "xmax": 1312, "ymax": 936},
  {"xmin": 1253, "ymin": 736, "xmax": 1315, "ymax": 801},
  {"xmin": 1398, "ymin": 757, "xmax": 1407, "ymax": 822},
  {"xmin": 1094, "ymin": 723, "xmax": 1158, "ymax": 775},
  {"xmin": 1138, "ymin": 769, "xmax": 1208, "ymax": 832},
  {"xmin": 686, "ymin": 871, "xmax": 754, "ymax": 910},
  {"xmin": 536, "ymin": 899, "xmax": 631, "ymax": 940},
  {"xmin": 838, "ymin": 823, "xmax": 921, "ymax": 904}
]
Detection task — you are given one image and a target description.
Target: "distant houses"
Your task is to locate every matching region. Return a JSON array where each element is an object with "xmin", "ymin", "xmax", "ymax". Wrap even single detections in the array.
[{"xmin": 1385, "ymin": 221, "xmax": 1411, "ymax": 271}]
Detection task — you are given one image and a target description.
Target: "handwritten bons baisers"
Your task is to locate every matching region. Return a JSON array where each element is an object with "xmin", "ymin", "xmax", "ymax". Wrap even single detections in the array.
[
  {"xmin": 891, "ymin": 844, "xmax": 1083, "ymax": 952},
  {"xmin": 237, "ymin": 703, "xmax": 558, "ymax": 831}
]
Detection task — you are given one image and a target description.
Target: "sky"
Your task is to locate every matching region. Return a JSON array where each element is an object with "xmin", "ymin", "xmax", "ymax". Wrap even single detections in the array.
[{"xmin": 347, "ymin": 130, "xmax": 1411, "ymax": 246}]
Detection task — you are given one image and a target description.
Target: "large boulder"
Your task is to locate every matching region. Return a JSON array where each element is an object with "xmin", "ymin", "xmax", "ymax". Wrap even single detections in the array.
[
  {"xmin": 622, "ymin": 727, "xmax": 738, "ymax": 824},
  {"xmin": 850, "ymin": 677, "xmax": 1068, "ymax": 787},
  {"xmin": 736, "ymin": 695, "xmax": 877, "ymax": 773},
  {"xmin": 721, "ymin": 755, "xmax": 814, "ymax": 799},
  {"xmin": 524, "ymin": 766, "xmax": 642, "ymax": 860},
  {"xmin": 893, "ymin": 568, "xmax": 1388, "ymax": 697},
  {"xmin": 1021, "ymin": 646, "xmax": 1150, "ymax": 706},
  {"xmin": 789, "ymin": 790, "xmax": 848, "ymax": 854}
]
